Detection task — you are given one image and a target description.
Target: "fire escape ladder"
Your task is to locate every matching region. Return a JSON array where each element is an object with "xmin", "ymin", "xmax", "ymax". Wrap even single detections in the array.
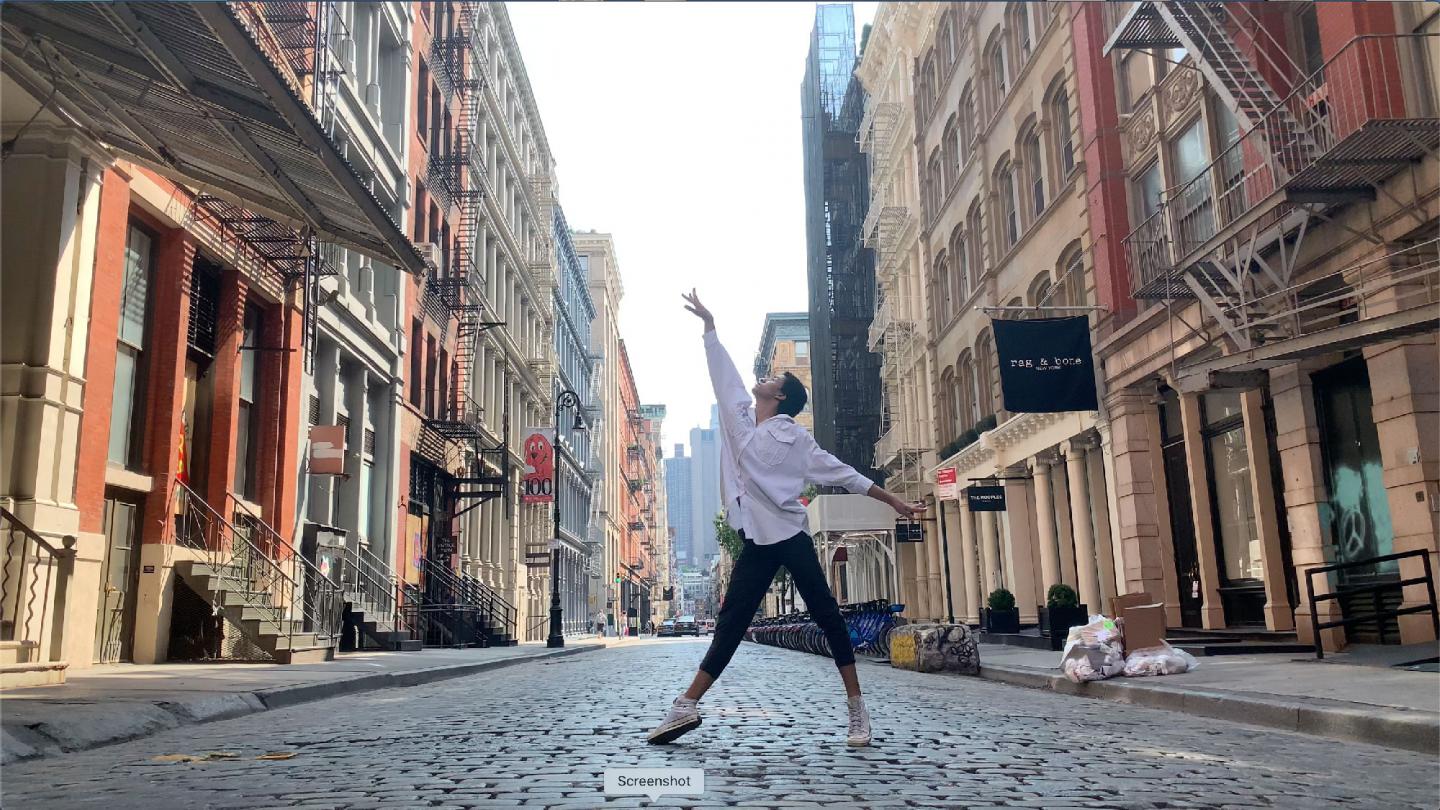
[{"xmin": 1153, "ymin": 2, "xmax": 1317, "ymax": 176}]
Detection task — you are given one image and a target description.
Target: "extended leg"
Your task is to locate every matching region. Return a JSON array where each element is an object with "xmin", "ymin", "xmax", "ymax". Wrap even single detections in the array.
[{"xmin": 693, "ymin": 538, "xmax": 781, "ymax": 691}]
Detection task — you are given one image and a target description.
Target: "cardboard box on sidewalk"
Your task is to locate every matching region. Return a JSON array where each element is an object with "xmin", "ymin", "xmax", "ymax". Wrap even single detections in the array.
[
  {"xmin": 1121, "ymin": 605, "xmax": 1168, "ymax": 653},
  {"xmin": 1110, "ymin": 592, "xmax": 1153, "ymax": 619}
]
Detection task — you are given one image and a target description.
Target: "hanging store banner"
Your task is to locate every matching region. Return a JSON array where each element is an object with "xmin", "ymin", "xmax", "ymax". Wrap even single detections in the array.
[
  {"xmin": 521, "ymin": 427, "xmax": 555, "ymax": 504},
  {"xmin": 966, "ymin": 485, "xmax": 1007, "ymax": 512},
  {"xmin": 992, "ymin": 317, "xmax": 1099, "ymax": 413},
  {"xmin": 309, "ymin": 425, "xmax": 347, "ymax": 475},
  {"xmin": 936, "ymin": 467, "xmax": 959, "ymax": 501}
]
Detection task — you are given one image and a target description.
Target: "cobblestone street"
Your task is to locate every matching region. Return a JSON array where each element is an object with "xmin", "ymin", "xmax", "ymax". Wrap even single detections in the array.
[{"xmin": 4, "ymin": 640, "xmax": 1436, "ymax": 808}]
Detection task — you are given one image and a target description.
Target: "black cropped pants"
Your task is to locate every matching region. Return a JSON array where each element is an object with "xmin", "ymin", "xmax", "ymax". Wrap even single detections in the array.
[{"xmin": 698, "ymin": 530, "xmax": 855, "ymax": 679}]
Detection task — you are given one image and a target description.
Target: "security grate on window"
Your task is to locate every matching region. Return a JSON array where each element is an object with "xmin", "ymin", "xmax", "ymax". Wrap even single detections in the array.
[
  {"xmin": 364, "ymin": 428, "xmax": 376, "ymax": 456},
  {"xmin": 308, "ymin": 394, "xmax": 321, "ymax": 425},
  {"xmin": 186, "ymin": 261, "xmax": 222, "ymax": 356},
  {"xmin": 337, "ymin": 413, "xmax": 351, "ymax": 441}
]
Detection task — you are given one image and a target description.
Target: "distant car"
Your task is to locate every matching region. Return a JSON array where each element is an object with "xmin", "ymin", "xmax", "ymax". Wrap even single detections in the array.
[
  {"xmin": 658, "ymin": 619, "xmax": 677, "ymax": 638},
  {"xmin": 675, "ymin": 615, "xmax": 700, "ymax": 636},
  {"xmin": 701, "ymin": 619, "xmax": 715, "ymax": 635}
]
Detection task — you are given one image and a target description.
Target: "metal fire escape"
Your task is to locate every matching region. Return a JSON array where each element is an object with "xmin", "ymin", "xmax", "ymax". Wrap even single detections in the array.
[
  {"xmin": 429, "ymin": 2, "xmax": 507, "ymax": 518},
  {"xmin": 859, "ymin": 96, "xmax": 925, "ymax": 493},
  {"xmin": 1108, "ymin": 4, "xmax": 1439, "ymax": 388},
  {"xmin": 184, "ymin": 1, "xmax": 352, "ymax": 372}
]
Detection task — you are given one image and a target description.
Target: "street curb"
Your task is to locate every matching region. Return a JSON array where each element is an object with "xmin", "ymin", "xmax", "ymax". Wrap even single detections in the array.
[
  {"xmin": 975, "ymin": 662, "xmax": 1440, "ymax": 755},
  {"xmin": 2, "ymin": 644, "xmax": 602, "ymax": 764}
]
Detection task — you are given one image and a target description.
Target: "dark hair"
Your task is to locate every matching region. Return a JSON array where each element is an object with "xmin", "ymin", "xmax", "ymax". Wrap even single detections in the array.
[{"xmin": 778, "ymin": 372, "xmax": 808, "ymax": 418}]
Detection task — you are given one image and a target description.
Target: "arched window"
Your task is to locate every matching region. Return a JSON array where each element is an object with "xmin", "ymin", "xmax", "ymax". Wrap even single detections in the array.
[
  {"xmin": 939, "ymin": 367, "xmax": 957, "ymax": 442},
  {"xmin": 1020, "ymin": 119, "xmax": 1046, "ymax": 219},
  {"xmin": 1007, "ymin": 3, "xmax": 1032, "ymax": 68},
  {"xmin": 957, "ymin": 351, "xmax": 977, "ymax": 428},
  {"xmin": 935, "ymin": 250, "xmax": 952, "ymax": 324},
  {"xmin": 1045, "ymin": 77, "xmax": 1076, "ymax": 178},
  {"xmin": 1052, "ymin": 241, "xmax": 1085, "ymax": 308},
  {"xmin": 994, "ymin": 156, "xmax": 1019, "ymax": 251},
  {"xmin": 975, "ymin": 331, "xmax": 996, "ymax": 418},
  {"xmin": 927, "ymin": 149, "xmax": 944, "ymax": 218},
  {"xmin": 931, "ymin": 252, "xmax": 950, "ymax": 330},
  {"xmin": 939, "ymin": 18, "xmax": 955, "ymax": 69},
  {"xmin": 983, "ymin": 29, "xmax": 1008, "ymax": 119},
  {"xmin": 966, "ymin": 199, "xmax": 986, "ymax": 280},
  {"xmin": 1027, "ymin": 272, "xmax": 1052, "ymax": 312},
  {"xmin": 958, "ymin": 83, "xmax": 977, "ymax": 167},
  {"xmin": 942, "ymin": 115, "xmax": 959, "ymax": 189},
  {"xmin": 947, "ymin": 225, "xmax": 967, "ymax": 309}
]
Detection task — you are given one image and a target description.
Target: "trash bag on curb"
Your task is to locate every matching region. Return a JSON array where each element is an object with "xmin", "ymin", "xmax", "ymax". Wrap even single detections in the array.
[
  {"xmin": 1123, "ymin": 641, "xmax": 1199, "ymax": 677},
  {"xmin": 1060, "ymin": 615, "xmax": 1125, "ymax": 683}
]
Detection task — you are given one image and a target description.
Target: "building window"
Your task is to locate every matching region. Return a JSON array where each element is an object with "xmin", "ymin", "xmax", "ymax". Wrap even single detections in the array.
[
  {"xmin": 794, "ymin": 341, "xmax": 809, "ymax": 358},
  {"xmin": 996, "ymin": 159, "xmax": 1019, "ymax": 250},
  {"xmin": 985, "ymin": 30, "xmax": 1008, "ymax": 117},
  {"xmin": 959, "ymin": 83, "xmax": 976, "ymax": 165},
  {"xmin": 1021, "ymin": 124, "xmax": 1046, "ymax": 219},
  {"xmin": 1170, "ymin": 117, "xmax": 1214, "ymax": 245},
  {"xmin": 1135, "ymin": 161, "xmax": 1164, "ymax": 223},
  {"xmin": 109, "ymin": 225, "xmax": 153, "ymax": 468},
  {"xmin": 234, "ymin": 305, "xmax": 262, "ymax": 500},
  {"xmin": 1047, "ymin": 79, "xmax": 1075, "ymax": 177},
  {"xmin": 966, "ymin": 201, "xmax": 986, "ymax": 277}
]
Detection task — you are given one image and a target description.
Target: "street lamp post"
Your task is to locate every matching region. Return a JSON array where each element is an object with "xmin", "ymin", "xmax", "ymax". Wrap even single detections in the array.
[{"xmin": 548, "ymin": 389, "xmax": 584, "ymax": 649}]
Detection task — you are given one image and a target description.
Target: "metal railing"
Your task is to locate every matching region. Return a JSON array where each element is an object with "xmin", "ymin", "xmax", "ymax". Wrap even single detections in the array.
[
  {"xmin": 1126, "ymin": 34, "xmax": 1439, "ymax": 298},
  {"xmin": 0, "ymin": 507, "xmax": 75, "ymax": 664},
  {"xmin": 1305, "ymin": 549, "xmax": 1439, "ymax": 659},
  {"xmin": 174, "ymin": 483, "xmax": 342, "ymax": 656},
  {"xmin": 339, "ymin": 541, "xmax": 417, "ymax": 642},
  {"xmin": 419, "ymin": 557, "xmax": 488, "ymax": 647},
  {"xmin": 459, "ymin": 570, "xmax": 517, "ymax": 641}
]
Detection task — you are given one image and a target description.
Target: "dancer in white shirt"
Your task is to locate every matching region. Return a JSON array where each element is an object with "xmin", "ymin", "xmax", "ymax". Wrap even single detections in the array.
[{"xmin": 647, "ymin": 291, "xmax": 923, "ymax": 747}]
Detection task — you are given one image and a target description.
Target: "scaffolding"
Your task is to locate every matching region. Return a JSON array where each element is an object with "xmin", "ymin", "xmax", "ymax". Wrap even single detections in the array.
[{"xmin": 803, "ymin": 6, "xmax": 884, "ymax": 483}]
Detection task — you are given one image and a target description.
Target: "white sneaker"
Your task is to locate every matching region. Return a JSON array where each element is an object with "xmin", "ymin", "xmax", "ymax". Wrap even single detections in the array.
[
  {"xmin": 846, "ymin": 696, "xmax": 871, "ymax": 747},
  {"xmin": 647, "ymin": 696, "xmax": 702, "ymax": 744}
]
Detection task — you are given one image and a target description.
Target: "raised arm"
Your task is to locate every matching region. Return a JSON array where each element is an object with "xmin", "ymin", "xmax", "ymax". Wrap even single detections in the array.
[{"xmin": 684, "ymin": 290, "xmax": 752, "ymax": 440}]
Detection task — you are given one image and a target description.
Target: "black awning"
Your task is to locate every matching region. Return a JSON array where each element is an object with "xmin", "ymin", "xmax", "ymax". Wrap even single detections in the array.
[{"xmin": 1, "ymin": 1, "xmax": 424, "ymax": 275}]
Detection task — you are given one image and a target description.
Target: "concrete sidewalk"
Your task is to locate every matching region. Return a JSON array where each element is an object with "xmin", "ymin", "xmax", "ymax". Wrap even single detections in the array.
[
  {"xmin": 973, "ymin": 642, "xmax": 1440, "ymax": 754},
  {"xmin": 0, "ymin": 641, "xmax": 603, "ymax": 764}
]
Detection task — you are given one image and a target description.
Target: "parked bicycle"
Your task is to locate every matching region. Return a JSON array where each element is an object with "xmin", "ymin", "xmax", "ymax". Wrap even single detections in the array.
[{"xmin": 745, "ymin": 600, "xmax": 899, "ymax": 659}]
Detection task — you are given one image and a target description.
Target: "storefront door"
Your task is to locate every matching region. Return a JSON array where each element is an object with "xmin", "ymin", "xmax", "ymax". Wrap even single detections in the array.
[
  {"xmin": 1313, "ymin": 358, "xmax": 1398, "ymax": 641},
  {"xmin": 94, "ymin": 496, "xmax": 141, "ymax": 663},
  {"xmin": 1159, "ymin": 389, "xmax": 1203, "ymax": 627}
]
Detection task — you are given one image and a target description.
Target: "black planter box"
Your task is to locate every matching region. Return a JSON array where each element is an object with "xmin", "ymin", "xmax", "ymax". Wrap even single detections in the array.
[
  {"xmin": 984, "ymin": 608, "xmax": 1021, "ymax": 634},
  {"xmin": 1040, "ymin": 604, "xmax": 1089, "ymax": 651}
]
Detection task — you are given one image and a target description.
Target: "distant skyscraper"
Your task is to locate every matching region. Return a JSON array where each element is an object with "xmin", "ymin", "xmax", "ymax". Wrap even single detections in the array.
[
  {"xmin": 689, "ymin": 424, "xmax": 722, "ymax": 563},
  {"xmin": 665, "ymin": 443, "xmax": 693, "ymax": 564},
  {"xmin": 801, "ymin": 3, "xmax": 882, "ymax": 483}
]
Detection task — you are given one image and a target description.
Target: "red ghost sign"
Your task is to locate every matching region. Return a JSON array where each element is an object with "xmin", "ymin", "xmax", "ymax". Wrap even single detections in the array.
[{"xmin": 521, "ymin": 427, "xmax": 555, "ymax": 504}]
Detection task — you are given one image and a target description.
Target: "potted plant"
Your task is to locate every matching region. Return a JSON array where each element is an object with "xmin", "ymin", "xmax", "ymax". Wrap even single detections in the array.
[
  {"xmin": 984, "ymin": 588, "xmax": 1020, "ymax": 634},
  {"xmin": 1040, "ymin": 584, "xmax": 1088, "ymax": 651}
]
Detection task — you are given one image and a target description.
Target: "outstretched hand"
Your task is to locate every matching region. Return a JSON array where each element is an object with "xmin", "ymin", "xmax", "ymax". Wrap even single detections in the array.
[
  {"xmin": 894, "ymin": 500, "xmax": 927, "ymax": 519},
  {"xmin": 682, "ymin": 289, "xmax": 714, "ymax": 330}
]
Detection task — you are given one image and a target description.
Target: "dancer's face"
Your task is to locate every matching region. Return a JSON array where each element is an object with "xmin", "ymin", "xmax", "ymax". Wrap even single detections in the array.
[{"xmin": 753, "ymin": 375, "xmax": 786, "ymax": 405}]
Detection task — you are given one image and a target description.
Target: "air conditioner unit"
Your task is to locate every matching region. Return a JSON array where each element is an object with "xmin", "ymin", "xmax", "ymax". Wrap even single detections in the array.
[{"xmin": 417, "ymin": 242, "xmax": 443, "ymax": 271}]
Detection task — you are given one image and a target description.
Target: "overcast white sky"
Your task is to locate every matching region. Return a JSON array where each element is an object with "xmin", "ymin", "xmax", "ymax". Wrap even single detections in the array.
[{"xmin": 508, "ymin": 1, "xmax": 878, "ymax": 452}]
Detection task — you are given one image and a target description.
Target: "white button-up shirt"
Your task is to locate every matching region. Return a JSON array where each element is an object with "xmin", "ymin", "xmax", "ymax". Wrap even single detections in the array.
[{"xmin": 704, "ymin": 330, "xmax": 874, "ymax": 545}]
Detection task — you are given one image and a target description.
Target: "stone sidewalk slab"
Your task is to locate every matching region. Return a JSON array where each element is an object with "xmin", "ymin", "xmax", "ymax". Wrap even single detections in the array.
[
  {"xmin": 971, "ymin": 642, "xmax": 1440, "ymax": 754},
  {"xmin": 0, "ymin": 642, "xmax": 603, "ymax": 763}
]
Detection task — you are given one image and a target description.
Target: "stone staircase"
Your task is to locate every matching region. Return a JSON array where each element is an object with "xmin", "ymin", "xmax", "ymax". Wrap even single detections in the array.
[
  {"xmin": 171, "ymin": 483, "xmax": 343, "ymax": 664},
  {"xmin": 172, "ymin": 560, "xmax": 335, "ymax": 664}
]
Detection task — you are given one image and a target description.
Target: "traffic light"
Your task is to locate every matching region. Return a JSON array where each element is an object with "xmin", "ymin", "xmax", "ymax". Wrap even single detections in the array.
[
  {"xmin": 663, "ymin": 586, "xmax": 674, "ymax": 601},
  {"xmin": 615, "ymin": 575, "xmax": 622, "ymax": 584}
]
